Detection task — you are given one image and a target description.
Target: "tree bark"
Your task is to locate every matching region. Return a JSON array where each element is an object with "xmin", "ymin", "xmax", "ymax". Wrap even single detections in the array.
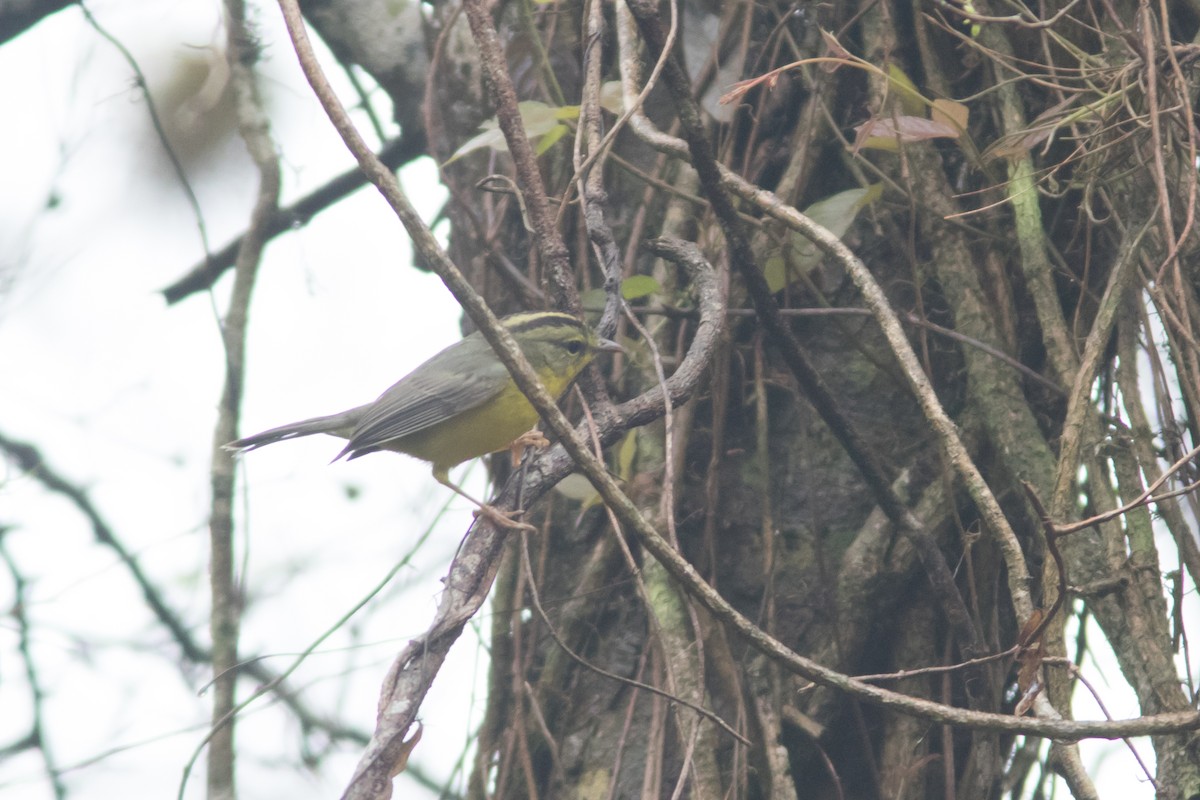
[{"xmin": 306, "ymin": 0, "xmax": 1200, "ymax": 796}]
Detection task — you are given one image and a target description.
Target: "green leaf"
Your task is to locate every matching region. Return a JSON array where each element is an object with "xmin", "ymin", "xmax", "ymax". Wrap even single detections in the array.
[
  {"xmin": 599, "ymin": 82, "xmax": 624, "ymax": 115},
  {"xmin": 580, "ymin": 288, "xmax": 607, "ymax": 312},
  {"xmin": 621, "ymin": 275, "xmax": 661, "ymax": 300},
  {"xmin": 445, "ymin": 101, "xmax": 580, "ymax": 164},
  {"xmin": 582, "ymin": 277, "xmax": 662, "ymax": 307},
  {"xmin": 857, "ymin": 136, "xmax": 900, "ymax": 153},
  {"xmin": 762, "ymin": 253, "xmax": 790, "ymax": 294},
  {"xmin": 886, "ymin": 64, "xmax": 927, "ymax": 117},
  {"xmin": 763, "ymin": 184, "xmax": 880, "ymax": 292},
  {"xmin": 962, "ymin": 0, "xmax": 982, "ymax": 37},
  {"xmin": 554, "ymin": 474, "xmax": 598, "ymax": 504},
  {"xmin": 616, "ymin": 429, "xmax": 638, "ymax": 480},
  {"xmin": 535, "ymin": 124, "xmax": 570, "ymax": 155}
]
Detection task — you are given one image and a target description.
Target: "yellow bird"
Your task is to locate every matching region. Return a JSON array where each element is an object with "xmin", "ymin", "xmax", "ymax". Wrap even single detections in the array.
[{"xmin": 225, "ymin": 311, "xmax": 620, "ymax": 524}]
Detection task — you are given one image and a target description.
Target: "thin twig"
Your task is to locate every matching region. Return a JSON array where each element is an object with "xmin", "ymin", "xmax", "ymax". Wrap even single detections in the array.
[
  {"xmin": 616, "ymin": 0, "xmax": 1034, "ymax": 628},
  {"xmin": 460, "ymin": 0, "xmax": 577, "ymax": 310},
  {"xmin": 274, "ymin": 11, "xmax": 1200, "ymax": 796},
  {"xmin": 0, "ymin": 540, "xmax": 67, "ymax": 799},
  {"xmin": 517, "ymin": 531, "xmax": 748, "ymax": 744},
  {"xmin": 1056, "ymin": 444, "xmax": 1200, "ymax": 535},
  {"xmin": 161, "ymin": 136, "xmax": 424, "ymax": 304},
  {"xmin": 192, "ymin": 3, "xmax": 281, "ymax": 797},
  {"xmin": 79, "ymin": 1, "xmax": 210, "ymax": 262},
  {"xmin": 0, "ymin": 431, "xmax": 369, "ymax": 750}
]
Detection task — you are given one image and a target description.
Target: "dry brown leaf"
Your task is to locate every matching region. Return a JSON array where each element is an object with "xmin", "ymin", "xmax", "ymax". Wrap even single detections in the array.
[
  {"xmin": 931, "ymin": 99, "xmax": 969, "ymax": 132},
  {"xmin": 1017, "ymin": 608, "xmax": 1045, "ymax": 647},
  {"xmin": 820, "ymin": 30, "xmax": 852, "ymax": 71}
]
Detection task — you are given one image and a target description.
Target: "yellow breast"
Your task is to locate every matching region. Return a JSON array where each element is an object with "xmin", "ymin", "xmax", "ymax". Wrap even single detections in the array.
[{"xmin": 381, "ymin": 382, "xmax": 541, "ymax": 472}]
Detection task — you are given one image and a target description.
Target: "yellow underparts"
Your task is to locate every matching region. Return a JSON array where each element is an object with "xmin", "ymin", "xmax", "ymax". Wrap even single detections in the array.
[{"xmin": 382, "ymin": 375, "xmax": 576, "ymax": 478}]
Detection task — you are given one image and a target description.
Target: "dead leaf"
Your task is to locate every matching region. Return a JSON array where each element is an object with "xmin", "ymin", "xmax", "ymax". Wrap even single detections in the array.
[
  {"xmin": 820, "ymin": 30, "xmax": 852, "ymax": 70},
  {"xmin": 1013, "ymin": 674, "xmax": 1042, "ymax": 717},
  {"xmin": 982, "ymin": 95, "xmax": 1081, "ymax": 161},
  {"xmin": 1016, "ymin": 645, "xmax": 1043, "ymax": 692},
  {"xmin": 720, "ymin": 70, "xmax": 785, "ymax": 106},
  {"xmin": 853, "ymin": 116, "xmax": 961, "ymax": 151},
  {"xmin": 1014, "ymin": 637, "xmax": 1045, "ymax": 717},
  {"xmin": 931, "ymin": 99, "xmax": 969, "ymax": 132},
  {"xmin": 1017, "ymin": 608, "xmax": 1045, "ymax": 647}
]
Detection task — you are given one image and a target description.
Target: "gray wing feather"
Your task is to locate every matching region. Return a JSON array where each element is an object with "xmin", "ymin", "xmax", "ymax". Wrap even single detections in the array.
[{"xmin": 342, "ymin": 334, "xmax": 509, "ymax": 452}]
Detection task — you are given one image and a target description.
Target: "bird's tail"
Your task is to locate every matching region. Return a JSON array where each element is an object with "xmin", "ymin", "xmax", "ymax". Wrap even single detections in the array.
[{"xmin": 223, "ymin": 407, "xmax": 367, "ymax": 454}]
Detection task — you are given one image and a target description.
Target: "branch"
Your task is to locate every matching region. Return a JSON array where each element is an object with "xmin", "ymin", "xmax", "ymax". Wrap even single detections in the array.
[
  {"xmin": 161, "ymin": 135, "xmax": 425, "ymax": 305},
  {"xmin": 334, "ymin": 238, "xmax": 722, "ymax": 800},
  {"xmin": 198, "ymin": 2, "xmax": 281, "ymax": 796},
  {"xmin": 0, "ymin": 431, "xmax": 368, "ymax": 750},
  {"xmin": 573, "ymin": 0, "xmax": 623, "ymax": 337},
  {"xmin": 459, "ymin": 0, "xmax": 578, "ymax": 311},
  {"xmin": 0, "ymin": 538, "xmax": 67, "ymax": 799},
  {"xmin": 398, "ymin": 217, "xmax": 1200, "ymax": 746},
  {"xmin": 269, "ymin": 4, "xmax": 685, "ymax": 796},
  {"xmin": 1049, "ymin": 216, "xmax": 1153, "ymax": 517},
  {"xmin": 80, "ymin": 3, "xmax": 211, "ymax": 266},
  {"xmin": 620, "ymin": 0, "xmax": 992, "ymax": 679},
  {"xmin": 615, "ymin": 0, "xmax": 1035, "ymax": 627},
  {"xmin": 273, "ymin": 6, "xmax": 1200, "ymax": 798},
  {"xmin": 492, "ymin": 241, "xmax": 1200, "ymax": 744},
  {"xmin": 1055, "ymin": 444, "xmax": 1200, "ymax": 535},
  {"xmin": 517, "ymin": 530, "xmax": 749, "ymax": 745},
  {"xmin": 0, "ymin": 432, "xmax": 208, "ymax": 661},
  {"xmin": 0, "ymin": 0, "xmax": 76, "ymax": 47}
]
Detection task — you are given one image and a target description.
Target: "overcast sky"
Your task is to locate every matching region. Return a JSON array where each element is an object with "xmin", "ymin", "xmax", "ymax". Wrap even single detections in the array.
[{"xmin": 0, "ymin": 2, "xmax": 490, "ymax": 797}]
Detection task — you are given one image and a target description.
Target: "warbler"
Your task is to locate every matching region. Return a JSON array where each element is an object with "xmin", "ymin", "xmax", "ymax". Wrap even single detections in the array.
[{"xmin": 225, "ymin": 311, "xmax": 620, "ymax": 524}]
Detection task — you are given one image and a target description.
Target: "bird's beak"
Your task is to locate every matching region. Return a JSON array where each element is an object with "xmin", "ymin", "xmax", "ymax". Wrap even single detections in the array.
[{"xmin": 596, "ymin": 337, "xmax": 624, "ymax": 353}]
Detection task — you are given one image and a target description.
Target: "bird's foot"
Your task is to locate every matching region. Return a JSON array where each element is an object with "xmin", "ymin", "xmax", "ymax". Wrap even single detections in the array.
[
  {"xmin": 508, "ymin": 429, "xmax": 551, "ymax": 467},
  {"xmin": 473, "ymin": 503, "xmax": 537, "ymax": 532}
]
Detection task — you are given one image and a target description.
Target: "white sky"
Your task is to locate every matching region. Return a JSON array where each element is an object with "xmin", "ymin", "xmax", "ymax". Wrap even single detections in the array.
[
  {"xmin": 0, "ymin": 1, "xmax": 488, "ymax": 797},
  {"xmin": 0, "ymin": 1, "xmax": 1185, "ymax": 799}
]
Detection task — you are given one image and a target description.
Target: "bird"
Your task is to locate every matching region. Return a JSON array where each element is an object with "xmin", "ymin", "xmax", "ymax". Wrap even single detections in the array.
[{"xmin": 224, "ymin": 310, "xmax": 621, "ymax": 526}]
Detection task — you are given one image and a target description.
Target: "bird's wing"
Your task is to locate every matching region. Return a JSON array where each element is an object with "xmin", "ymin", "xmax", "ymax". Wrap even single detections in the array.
[{"xmin": 341, "ymin": 335, "xmax": 509, "ymax": 453}]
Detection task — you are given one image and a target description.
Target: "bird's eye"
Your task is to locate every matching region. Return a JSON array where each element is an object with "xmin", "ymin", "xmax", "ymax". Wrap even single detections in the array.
[{"xmin": 565, "ymin": 340, "xmax": 585, "ymax": 355}]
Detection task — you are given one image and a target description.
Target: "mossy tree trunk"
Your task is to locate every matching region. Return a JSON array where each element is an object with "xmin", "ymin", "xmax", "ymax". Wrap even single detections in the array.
[{"xmin": 312, "ymin": 0, "xmax": 1200, "ymax": 796}]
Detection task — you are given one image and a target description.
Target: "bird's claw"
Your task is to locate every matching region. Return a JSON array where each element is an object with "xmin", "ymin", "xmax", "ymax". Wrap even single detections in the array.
[
  {"xmin": 508, "ymin": 430, "xmax": 551, "ymax": 467},
  {"xmin": 473, "ymin": 504, "xmax": 537, "ymax": 532}
]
